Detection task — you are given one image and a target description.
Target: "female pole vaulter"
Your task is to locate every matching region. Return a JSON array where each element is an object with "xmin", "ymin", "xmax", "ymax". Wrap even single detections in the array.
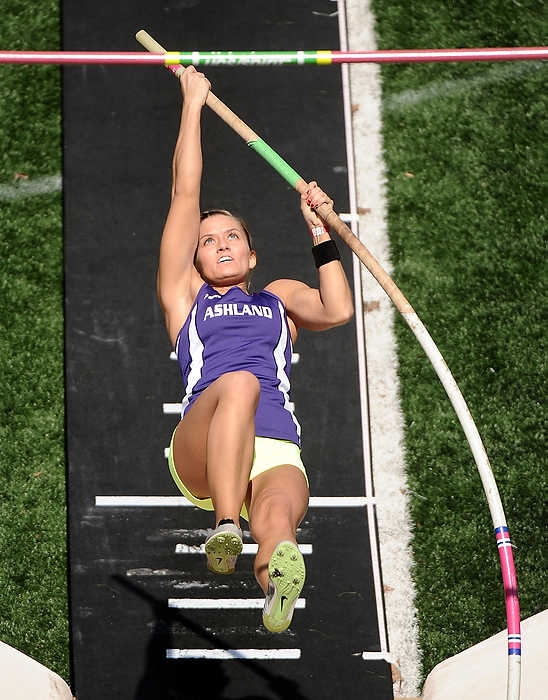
[{"xmin": 160, "ymin": 66, "xmax": 354, "ymax": 633}]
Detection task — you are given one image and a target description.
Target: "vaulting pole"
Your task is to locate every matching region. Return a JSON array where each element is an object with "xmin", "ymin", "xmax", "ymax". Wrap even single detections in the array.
[{"xmin": 136, "ymin": 28, "xmax": 522, "ymax": 700}]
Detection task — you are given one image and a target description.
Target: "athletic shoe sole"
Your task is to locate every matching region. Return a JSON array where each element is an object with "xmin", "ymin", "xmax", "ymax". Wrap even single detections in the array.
[
  {"xmin": 204, "ymin": 526, "xmax": 243, "ymax": 575},
  {"xmin": 262, "ymin": 541, "xmax": 305, "ymax": 633}
]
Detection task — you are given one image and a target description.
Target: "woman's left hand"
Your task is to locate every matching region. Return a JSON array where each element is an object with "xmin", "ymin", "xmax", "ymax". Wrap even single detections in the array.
[{"xmin": 300, "ymin": 181, "xmax": 334, "ymax": 230}]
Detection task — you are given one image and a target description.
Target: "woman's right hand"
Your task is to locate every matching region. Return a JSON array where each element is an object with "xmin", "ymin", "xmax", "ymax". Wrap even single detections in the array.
[
  {"xmin": 180, "ymin": 65, "xmax": 211, "ymax": 107},
  {"xmin": 300, "ymin": 181, "xmax": 334, "ymax": 230}
]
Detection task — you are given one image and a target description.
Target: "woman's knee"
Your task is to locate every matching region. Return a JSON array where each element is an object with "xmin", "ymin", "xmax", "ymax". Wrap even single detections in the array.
[
  {"xmin": 217, "ymin": 371, "xmax": 260, "ymax": 405},
  {"xmin": 249, "ymin": 489, "xmax": 294, "ymax": 541}
]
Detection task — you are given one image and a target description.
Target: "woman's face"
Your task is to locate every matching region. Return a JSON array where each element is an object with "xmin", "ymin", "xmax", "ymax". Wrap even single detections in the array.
[{"xmin": 195, "ymin": 214, "xmax": 256, "ymax": 287}]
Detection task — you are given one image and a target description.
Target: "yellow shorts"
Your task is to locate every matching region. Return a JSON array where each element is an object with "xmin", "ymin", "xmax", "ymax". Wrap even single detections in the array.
[{"xmin": 168, "ymin": 429, "xmax": 308, "ymax": 521}]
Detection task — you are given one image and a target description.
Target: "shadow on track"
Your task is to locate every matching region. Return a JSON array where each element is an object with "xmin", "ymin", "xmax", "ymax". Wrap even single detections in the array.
[{"xmin": 113, "ymin": 575, "xmax": 311, "ymax": 700}]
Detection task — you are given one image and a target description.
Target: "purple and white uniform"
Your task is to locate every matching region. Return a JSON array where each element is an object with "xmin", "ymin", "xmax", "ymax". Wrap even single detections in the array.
[{"xmin": 175, "ymin": 283, "xmax": 301, "ymax": 447}]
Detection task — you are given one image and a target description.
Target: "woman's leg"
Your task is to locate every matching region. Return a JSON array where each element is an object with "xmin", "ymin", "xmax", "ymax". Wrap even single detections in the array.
[
  {"xmin": 172, "ymin": 370, "xmax": 260, "ymax": 525},
  {"xmin": 248, "ymin": 465, "xmax": 309, "ymax": 593}
]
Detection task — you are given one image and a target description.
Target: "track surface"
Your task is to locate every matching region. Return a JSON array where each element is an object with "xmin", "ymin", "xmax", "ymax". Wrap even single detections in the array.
[{"xmin": 63, "ymin": 1, "xmax": 393, "ymax": 697}]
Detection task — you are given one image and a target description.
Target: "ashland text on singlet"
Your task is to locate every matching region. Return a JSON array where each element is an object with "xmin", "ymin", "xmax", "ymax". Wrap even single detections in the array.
[{"xmin": 175, "ymin": 283, "xmax": 301, "ymax": 446}]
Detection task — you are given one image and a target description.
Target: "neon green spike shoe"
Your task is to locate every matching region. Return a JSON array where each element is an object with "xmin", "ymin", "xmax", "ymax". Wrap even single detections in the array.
[
  {"xmin": 262, "ymin": 541, "xmax": 305, "ymax": 633},
  {"xmin": 204, "ymin": 521, "xmax": 243, "ymax": 574}
]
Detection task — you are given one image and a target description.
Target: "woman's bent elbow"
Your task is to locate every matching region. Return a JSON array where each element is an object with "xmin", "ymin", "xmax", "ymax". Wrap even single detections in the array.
[
  {"xmin": 340, "ymin": 304, "xmax": 355, "ymax": 324},
  {"xmin": 328, "ymin": 304, "xmax": 354, "ymax": 327}
]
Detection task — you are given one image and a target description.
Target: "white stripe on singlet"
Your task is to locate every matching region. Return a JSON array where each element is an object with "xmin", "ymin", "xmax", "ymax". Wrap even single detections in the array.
[
  {"xmin": 180, "ymin": 305, "xmax": 205, "ymax": 416},
  {"xmin": 273, "ymin": 301, "xmax": 301, "ymax": 438}
]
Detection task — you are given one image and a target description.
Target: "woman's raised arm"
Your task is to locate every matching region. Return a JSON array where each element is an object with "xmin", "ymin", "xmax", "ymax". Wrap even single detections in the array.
[
  {"xmin": 267, "ymin": 182, "xmax": 354, "ymax": 331},
  {"xmin": 157, "ymin": 66, "xmax": 210, "ymax": 345}
]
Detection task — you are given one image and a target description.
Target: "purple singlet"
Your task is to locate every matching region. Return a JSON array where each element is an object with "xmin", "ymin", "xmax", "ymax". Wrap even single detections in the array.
[{"xmin": 175, "ymin": 283, "xmax": 301, "ymax": 446}]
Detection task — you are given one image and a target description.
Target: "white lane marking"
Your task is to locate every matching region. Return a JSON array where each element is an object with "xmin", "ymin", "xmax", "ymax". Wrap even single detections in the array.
[
  {"xmin": 361, "ymin": 651, "xmax": 397, "ymax": 662},
  {"xmin": 337, "ymin": 0, "xmax": 388, "ymax": 658},
  {"xmin": 339, "ymin": 212, "xmax": 360, "ymax": 222},
  {"xmin": 175, "ymin": 543, "xmax": 312, "ymax": 555},
  {"xmin": 96, "ymin": 496, "xmax": 192, "ymax": 506},
  {"xmin": 344, "ymin": 0, "xmax": 421, "ymax": 694},
  {"xmin": 169, "ymin": 351, "xmax": 300, "ymax": 363},
  {"xmin": 125, "ymin": 568, "xmax": 199, "ymax": 577},
  {"xmin": 95, "ymin": 496, "xmax": 373, "ymax": 507},
  {"xmin": 168, "ymin": 598, "xmax": 306, "ymax": 609},
  {"xmin": 311, "ymin": 496, "xmax": 373, "ymax": 506},
  {"xmin": 164, "ymin": 400, "xmax": 294, "ymax": 413},
  {"xmin": 0, "ymin": 173, "xmax": 62, "ymax": 201},
  {"xmin": 166, "ymin": 649, "xmax": 301, "ymax": 660}
]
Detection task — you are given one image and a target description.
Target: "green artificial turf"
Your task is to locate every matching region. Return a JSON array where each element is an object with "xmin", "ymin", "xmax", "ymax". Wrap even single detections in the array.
[
  {"xmin": 0, "ymin": 0, "xmax": 67, "ymax": 682},
  {"xmin": 374, "ymin": 0, "xmax": 547, "ymax": 682}
]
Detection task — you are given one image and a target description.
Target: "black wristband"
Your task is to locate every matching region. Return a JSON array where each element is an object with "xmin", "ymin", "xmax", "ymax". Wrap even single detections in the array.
[{"xmin": 312, "ymin": 240, "xmax": 341, "ymax": 268}]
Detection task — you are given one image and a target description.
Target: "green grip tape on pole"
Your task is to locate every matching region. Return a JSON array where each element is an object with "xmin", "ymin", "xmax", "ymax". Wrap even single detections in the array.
[{"xmin": 247, "ymin": 139, "xmax": 302, "ymax": 189}]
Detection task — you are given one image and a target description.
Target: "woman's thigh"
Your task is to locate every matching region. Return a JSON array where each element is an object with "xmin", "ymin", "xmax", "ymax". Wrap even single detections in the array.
[
  {"xmin": 172, "ymin": 370, "xmax": 259, "ymax": 498},
  {"xmin": 172, "ymin": 392, "xmax": 218, "ymax": 499}
]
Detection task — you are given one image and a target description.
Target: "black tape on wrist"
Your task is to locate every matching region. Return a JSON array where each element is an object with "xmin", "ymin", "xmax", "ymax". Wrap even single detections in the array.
[{"xmin": 312, "ymin": 239, "xmax": 341, "ymax": 268}]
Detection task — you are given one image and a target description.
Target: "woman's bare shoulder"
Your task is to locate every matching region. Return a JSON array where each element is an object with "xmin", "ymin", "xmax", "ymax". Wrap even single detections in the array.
[{"xmin": 264, "ymin": 278, "xmax": 308, "ymax": 303}]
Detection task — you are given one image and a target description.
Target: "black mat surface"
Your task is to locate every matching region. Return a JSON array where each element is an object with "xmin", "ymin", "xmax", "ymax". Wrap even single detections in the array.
[{"xmin": 63, "ymin": 1, "xmax": 393, "ymax": 697}]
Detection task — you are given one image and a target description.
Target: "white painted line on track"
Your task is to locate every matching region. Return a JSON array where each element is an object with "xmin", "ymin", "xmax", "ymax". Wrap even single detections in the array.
[
  {"xmin": 95, "ymin": 495, "xmax": 373, "ymax": 507},
  {"xmin": 344, "ymin": 0, "xmax": 421, "ymax": 694},
  {"xmin": 168, "ymin": 598, "xmax": 306, "ymax": 609},
  {"xmin": 95, "ymin": 496, "xmax": 193, "ymax": 506},
  {"xmin": 339, "ymin": 212, "xmax": 360, "ymax": 223},
  {"xmin": 337, "ymin": 0, "xmax": 389, "ymax": 657},
  {"xmin": 169, "ymin": 351, "xmax": 300, "ymax": 364},
  {"xmin": 310, "ymin": 496, "xmax": 373, "ymax": 506},
  {"xmin": 166, "ymin": 649, "xmax": 301, "ymax": 660},
  {"xmin": 175, "ymin": 543, "xmax": 312, "ymax": 555},
  {"xmin": 361, "ymin": 651, "xmax": 397, "ymax": 663},
  {"xmin": 164, "ymin": 401, "xmax": 295, "ymax": 414}
]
